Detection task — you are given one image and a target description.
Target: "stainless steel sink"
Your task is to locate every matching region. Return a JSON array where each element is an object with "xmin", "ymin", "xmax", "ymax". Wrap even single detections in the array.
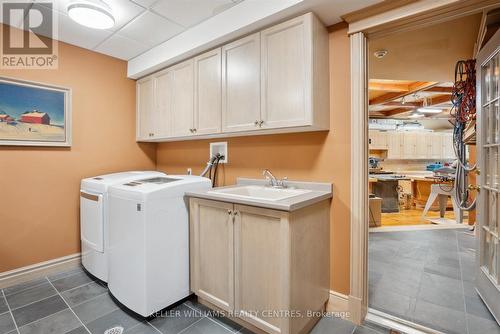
[{"xmin": 208, "ymin": 185, "xmax": 311, "ymax": 201}]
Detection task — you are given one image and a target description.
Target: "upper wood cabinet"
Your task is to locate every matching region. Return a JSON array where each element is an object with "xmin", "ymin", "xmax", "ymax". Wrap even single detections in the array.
[
  {"xmin": 154, "ymin": 70, "xmax": 172, "ymax": 138},
  {"xmin": 136, "ymin": 12, "xmax": 329, "ymax": 142},
  {"xmin": 222, "ymin": 33, "xmax": 261, "ymax": 133},
  {"xmin": 381, "ymin": 131, "xmax": 455, "ymax": 160},
  {"xmin": 369, "ymin": 130, "xmax": 388, "ymax": 149},
  {"xmin": 194, "ymin": 48, "xmax": 222, "ymax": 135},
  {"xmin": 260, "ymin": 14, "xmax": 327, "ymax": 130},
  {"xmin": 169, "ymin": 59, "xmax": 195, "ymax": 138},
  {"xmin": 136, "ymin": 77, "xmax": 155, "ymax": 141}
]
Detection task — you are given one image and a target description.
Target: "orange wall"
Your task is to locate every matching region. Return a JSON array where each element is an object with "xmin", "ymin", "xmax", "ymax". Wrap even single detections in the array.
[
  {"xmin": 0, "ymin": 28, "xmax": 156, "ymax": 272},
  {"xmin": 156, "ymin": 27, "xmax": 352, "ymax": 294}
]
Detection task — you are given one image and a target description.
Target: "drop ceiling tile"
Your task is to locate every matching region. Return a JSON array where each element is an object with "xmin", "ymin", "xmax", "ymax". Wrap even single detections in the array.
[
  {"xmin": 39, "ymin": 0, "xmax": 145, "ymax": 31},
  {"xmin": 118, "ymin": 10, "xmax": 183, "ymax": 47},
  {"xmin": 0, "ymin": 1, "xmax": 34, "ymax": 29},
  {"xmin": 130, "ymin": 0, "xmax": 157, "ymax": 9},
  {"xmin": 28, "ymin": 3, "xmax": 113, "ymax": 50},
  {"xmin": 151, "ymin": 0, "xmax": 235, "ymax": 28},
  {"xmin": 95, "ymin": 33, "xmax": 150, "ymax": 60}
]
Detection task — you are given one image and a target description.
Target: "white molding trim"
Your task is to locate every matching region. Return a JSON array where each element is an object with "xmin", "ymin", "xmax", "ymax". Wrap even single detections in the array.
[
  {"xmin": 347, "ymin": 0, "xmax": 460, "ymax": 34},
  {"xmin": 367, "ymin": 309, "xmax": 446, "ymax": 334},
  {"xmin": 326, "ymin": 290, "xmax": 349, "ymax": 315},
  {"xmin": 370, "ymin": 224, "xmax": 471, "ymax": 233},
  {"xmin": 0, "ymin": 253, "xmax": 81, "ymax": 288},
  {"xmin": 349, "ymin": 31, "xmax": 369, "ymax": 326}
]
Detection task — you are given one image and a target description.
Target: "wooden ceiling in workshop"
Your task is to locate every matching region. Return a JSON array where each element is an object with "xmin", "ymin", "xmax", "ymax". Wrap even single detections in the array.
[{"xmin": 369, "ymin": 79, "xmax": 453, "ymax": 119}]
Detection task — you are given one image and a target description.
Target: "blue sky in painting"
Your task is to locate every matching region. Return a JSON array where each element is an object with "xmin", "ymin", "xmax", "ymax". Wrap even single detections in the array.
[{"xmin": 0, "ymin": 82, "xmax": 65, "ymax": 125}]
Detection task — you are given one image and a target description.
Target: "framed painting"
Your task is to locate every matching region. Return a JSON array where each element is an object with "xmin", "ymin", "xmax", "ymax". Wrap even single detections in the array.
[{"xmin": 0, "ymin": 77, "xmax": 71, "ymax": 146}]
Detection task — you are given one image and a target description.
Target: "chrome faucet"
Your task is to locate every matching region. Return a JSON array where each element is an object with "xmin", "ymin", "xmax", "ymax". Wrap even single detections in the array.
[{"xmin": 262, "ymin": 169, "xmax": 288, "ymax": 188}]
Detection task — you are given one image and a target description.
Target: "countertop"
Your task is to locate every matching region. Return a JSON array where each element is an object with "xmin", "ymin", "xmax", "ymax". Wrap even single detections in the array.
[{"xmin": 185, "ymin": 178, "xmax": 332, "ymax": 212}]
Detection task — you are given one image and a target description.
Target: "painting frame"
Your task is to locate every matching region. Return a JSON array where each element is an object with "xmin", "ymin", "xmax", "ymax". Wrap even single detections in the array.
[{"xmin": 0, "ymin": 76, "xmax": 72, "ymax": 147}]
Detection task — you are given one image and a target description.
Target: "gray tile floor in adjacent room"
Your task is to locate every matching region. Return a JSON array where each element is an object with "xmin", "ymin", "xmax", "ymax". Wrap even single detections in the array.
[
  {"xmin": 369, "ymin": 228, "xmax": 500, "ymax": 334},
  {"xmin": 0, "ymin": 266, "xmax": 385, "ymax": 334}
]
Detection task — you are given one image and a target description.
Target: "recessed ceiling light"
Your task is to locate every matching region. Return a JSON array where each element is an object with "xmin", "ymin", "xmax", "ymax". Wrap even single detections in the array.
[
  {"xmin": 67, "ymin": 0, "xmax": 114, "ymax": 30},
  {"xmin": 417, "ymin": 108, "xmax": 443, "ymax": 114},
  {"xmin": 373, "ymin": 49, "xmax": 388, "ymax": 59}
]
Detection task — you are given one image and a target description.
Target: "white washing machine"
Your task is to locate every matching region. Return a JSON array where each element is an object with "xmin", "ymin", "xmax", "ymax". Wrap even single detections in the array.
[
  {"xmin": 80, "ymin": 171, "xmax": 166, "ymax": 282},
  {"xmin": 108, "ymin": 175, "xmax": 211, "ymax": 317}
]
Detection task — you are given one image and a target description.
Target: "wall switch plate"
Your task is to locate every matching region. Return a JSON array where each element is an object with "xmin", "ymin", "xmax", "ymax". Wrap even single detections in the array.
[{"xmin": 210, "ymin": 142, "xmax": 228, "ymax": 163}]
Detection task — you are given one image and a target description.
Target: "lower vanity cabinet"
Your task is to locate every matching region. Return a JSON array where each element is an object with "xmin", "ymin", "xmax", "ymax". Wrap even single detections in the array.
[{"xmin": 189, "ymin": 198, "xmax": 330, "ymax": 334}]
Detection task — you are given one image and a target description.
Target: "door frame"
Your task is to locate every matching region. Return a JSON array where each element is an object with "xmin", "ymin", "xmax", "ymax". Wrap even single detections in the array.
[
  {"xmin": 475, "ymin": 28, "xmax": 500, "ymax": 324},
  {"xmin": 347, "ymin": 0, "xmax": 500, "ymax": 325}
]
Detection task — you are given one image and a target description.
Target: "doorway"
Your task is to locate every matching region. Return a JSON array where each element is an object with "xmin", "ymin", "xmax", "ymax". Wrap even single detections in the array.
[{"xmin": 361, "ymin": 10, "xmax": 500, "ymax": 334}]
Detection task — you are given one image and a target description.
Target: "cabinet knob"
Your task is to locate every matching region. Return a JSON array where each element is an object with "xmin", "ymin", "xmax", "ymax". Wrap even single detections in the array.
[
  {"xmin": 193, "ymin": 128, "xmax": 197, "ymax": 133},
  {"xmin": 254, "ymin": 120, "xmax": 259, "ymax": 126},
  {"xmin": 227, "ymin": 209, "xmax": 233, "ymax": 215},
  {"xmin": 259, "ymin": 120, "xmax": 264, "ymax": 127}
]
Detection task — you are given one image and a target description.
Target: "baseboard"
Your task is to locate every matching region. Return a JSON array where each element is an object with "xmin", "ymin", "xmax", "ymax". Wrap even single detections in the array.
[
  {"xmin": 326, "ymin": 290, "xmax": 350, "ymax": 318},
  {"xmin": 367, "ymin": 308, "xmax": 446, "ymax": 334},
  {"xmin": 0, "ymin": 253, "xmax": 81, "ymax": 289}
]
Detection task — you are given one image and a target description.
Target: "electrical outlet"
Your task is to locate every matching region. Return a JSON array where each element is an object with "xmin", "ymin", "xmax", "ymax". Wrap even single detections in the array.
[{"xmin": 210, "ymin": 142, "xmax": 228, "ymax": 163}]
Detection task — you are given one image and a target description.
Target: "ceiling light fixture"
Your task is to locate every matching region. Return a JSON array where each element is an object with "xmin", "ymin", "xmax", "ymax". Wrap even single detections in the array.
[
  {"xmin": 408, "ymin": 112, "xmax": 424, "ymax": 119},
  {"xmin": 417, "ymin": 108, "xmax": 443, "ymax": 114},
  {"xmin": 68, "ymin": 0, "xmax": 114, "ymax": 30},
  {"xmin": 373, "ymin": 49, "xmax": 388, "ymax": 59}
]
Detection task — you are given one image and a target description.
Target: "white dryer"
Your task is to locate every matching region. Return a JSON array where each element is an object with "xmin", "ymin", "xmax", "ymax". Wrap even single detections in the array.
[
  {"xmin": 108, "ymin": 175, "xmax": 211, "ymax": 316},
  {"xmin": 80, "ymin": 171, "xmax": 166, "ymax": 282}
]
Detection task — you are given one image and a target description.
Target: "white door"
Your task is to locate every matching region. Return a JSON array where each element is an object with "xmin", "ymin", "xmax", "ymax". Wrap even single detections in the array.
[
  {"xmin": 476, "ymin": 29, "xmax": 500, "ymax": 324},
  {"xmin": 154, "ymin": 70, "xmax": 172, "ymax": 138},
  {"xmin": 194, "ymin": 48, "xmax": 222, "ymax": 135},
  {"xmin": 136, "ymin": 77, "xmax": 155, "ymax": 140},
  {"xmin": 170, "ymin": 59, "xmax": 195, "ymax": 137},
  {"xmin": 260, "ymin": 15, "xmax": 310, "ymax": 129},
  {"xmin": 222, "ymin": 33, "xmax": 261, "ymax": 133}
]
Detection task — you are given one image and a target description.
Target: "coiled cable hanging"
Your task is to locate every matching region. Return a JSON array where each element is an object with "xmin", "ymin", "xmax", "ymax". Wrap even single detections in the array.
[{"xmin": 450, "ymin": 59, "xmax": 477, "ymax": 211}]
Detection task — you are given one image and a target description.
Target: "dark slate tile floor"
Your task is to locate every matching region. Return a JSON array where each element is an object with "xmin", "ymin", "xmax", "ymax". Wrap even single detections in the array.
[
  {"xmin": 369, "ymin": 228, "xmax": 500, "ymax": 334},
  {"xmin": 0, "ymin": 266, "xmax": 383, "ymax": 334}
]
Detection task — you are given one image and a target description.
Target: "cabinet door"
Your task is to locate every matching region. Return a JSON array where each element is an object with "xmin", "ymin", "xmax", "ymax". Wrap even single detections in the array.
[
  {"xmin": 222, "ymin": 33, "xmax": 261, "ymax": 132},
  {"xmin": 261, "ymin": 15, "xmax": 310, "ymax": 129},
  {"xmin": 442, "ymin": 133, "xmax": 455, "ymax": 159},
  {"xmin": 429, "ymin": 132, "xmax": 443, "ymax": 159},
  {"xmin": 154, "ymin": 70, "xmax": 172, "ymax": 138},
  {"xmin": 402, "ymin": 132, "xmax": 417, "ymax": 159},
  {"xmin": 233, "ymin": 205, "xmax": 287, "ymax": 334},
  {"xmin": 170, "ymin": 59, "xmax": 195, "ymax": 137},
  {"xmin": 415, "ymin": 133, "xmax": 431, "ymax": 159},
  {"xmin": 190, "ymin": 199, "xmax": 234, "ymax": 312},
  {"xmin": 194, "ymin": 48, "xmax": 222, "ymax": 135},
  {"xmin": 387, "ymin": 132, "xmax": 403, "ymax": 159},
  {"xmin": 369, "ymin": 130, "xmax": 377, "ymax": 149},
  {"xmin": 136, "ymin": 77, "xmax": 155, "ymax": 140}
]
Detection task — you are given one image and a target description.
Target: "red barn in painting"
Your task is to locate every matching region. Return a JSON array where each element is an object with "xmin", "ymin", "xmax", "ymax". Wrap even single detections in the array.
[
  {"xmin": 0, "ymin": 114, "xmax": 13, "ymax": 122},
  {"xmin": 20, "ymin": 111, "xmax": 50, "ymax": 125}
]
